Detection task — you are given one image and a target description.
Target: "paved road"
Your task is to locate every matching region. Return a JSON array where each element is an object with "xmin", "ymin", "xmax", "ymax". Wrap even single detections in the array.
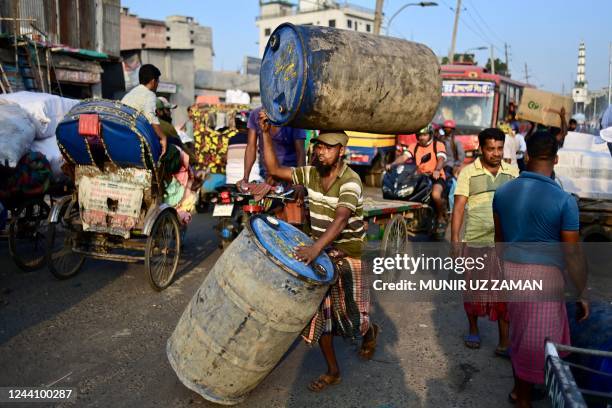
[{"xmin": 0, "ymin": 208, "xmax": 550, "ymax": 407}]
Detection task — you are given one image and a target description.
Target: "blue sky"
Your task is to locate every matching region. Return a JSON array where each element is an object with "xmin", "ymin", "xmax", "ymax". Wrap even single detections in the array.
[{"xmin": 122, "ymin": 0, "xmax": 611, "ymax": 93}]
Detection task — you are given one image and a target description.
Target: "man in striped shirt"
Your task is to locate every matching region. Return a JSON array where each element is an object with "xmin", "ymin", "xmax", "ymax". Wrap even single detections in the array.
[{"xmin": 260, "ymin": 110, "xmax": 377, "ymax": 393}]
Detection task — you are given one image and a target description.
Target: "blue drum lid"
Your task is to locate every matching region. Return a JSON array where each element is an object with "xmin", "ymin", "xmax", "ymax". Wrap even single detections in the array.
[
  {"xmin": 249, "ymin": 215, "xmax": 335, "ymax": 284},
  {"xmin": 260, "ymin": 23, "xmax": 306, "ymax": 126}
]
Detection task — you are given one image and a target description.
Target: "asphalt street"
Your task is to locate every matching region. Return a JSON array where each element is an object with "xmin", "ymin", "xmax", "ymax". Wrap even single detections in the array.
[{"xmin": 0, "ymin": 207, "xmax": 551, "ymax": 408}]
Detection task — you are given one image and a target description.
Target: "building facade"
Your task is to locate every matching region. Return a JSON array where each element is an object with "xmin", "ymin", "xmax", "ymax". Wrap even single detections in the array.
[
  {"xmin": 120, "ymin": 8, "xmax": 213, "ymax": 71},
  {"xmin": 166, "ymin": 15, "xmax": 213, "ymax": 71},
  {"xmin": 0, "ymin": 0, "xmax": 122, "ymax": 98},
  {"xmin": 256, "ymin": 0, "xmax": 375, "ymax": 56}
]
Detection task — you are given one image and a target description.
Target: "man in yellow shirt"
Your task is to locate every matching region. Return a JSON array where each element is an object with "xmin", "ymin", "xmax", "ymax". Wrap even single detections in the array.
[{"xmin": 451, "ymin": 128, "xmax": 519, "ymax": 352}]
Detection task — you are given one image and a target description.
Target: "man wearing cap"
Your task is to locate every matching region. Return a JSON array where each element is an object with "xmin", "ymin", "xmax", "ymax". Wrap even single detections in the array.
[
  {"xmin": 155, "ymin": 97, "xmax": 183, "ymax": 148},
  {"xmin": 387, "ymin": 125, "xmax": 448, "ymax": 233},
  {"xmin": 440, "ymin": 119, "xmax": 465, "ymax": 177},
  {"xmin": 259, "ymin": 110, "xmax": 378, "ymax": 393},
  {"xmin": 121, "ymin": 64, "xmax": 167, "ymax": 154}
]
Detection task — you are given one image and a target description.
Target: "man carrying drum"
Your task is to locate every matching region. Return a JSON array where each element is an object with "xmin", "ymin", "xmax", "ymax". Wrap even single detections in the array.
[{"xmin": 259, "ymin": 110, "xmax": 379, "ymax": 393}]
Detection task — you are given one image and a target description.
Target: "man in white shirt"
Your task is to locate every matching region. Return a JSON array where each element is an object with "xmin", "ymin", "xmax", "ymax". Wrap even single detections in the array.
[
  {"xmin": 121, "ymin": 64, "xmax": 167, "ymax": 154},
  {"xmin": 501, "ymin": 123, "xmax": 519, "ymax": 167}
]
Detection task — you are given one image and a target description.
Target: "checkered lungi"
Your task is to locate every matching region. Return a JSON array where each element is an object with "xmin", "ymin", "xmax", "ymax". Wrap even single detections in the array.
[
  {"xmin": 302, "ymin": 257, "xmax": 370, "ymax": 344},
  {"xmin": 505, "ymin": 261, "xmax": 570, "ymax": 384},
  {"xmin": 462, "ymin": 245, "xmax": 508, "ymax": 321}
]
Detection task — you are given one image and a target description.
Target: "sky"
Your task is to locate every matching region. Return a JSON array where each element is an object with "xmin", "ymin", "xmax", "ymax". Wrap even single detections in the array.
[{"xmin": 121, "ymin": 0, "xmax": 612, "ymax": 94}]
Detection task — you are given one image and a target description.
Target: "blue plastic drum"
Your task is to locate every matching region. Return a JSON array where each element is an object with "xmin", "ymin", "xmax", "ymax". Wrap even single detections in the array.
[
  {"xmin": 260, "ymin": 23, "xmax": 441, "ymax": 134},
  {"xmin": 167, "ymin": 215, "xmax": 336, "ymax": 405},
  {"xmin": 248, "ymin": 215, "xmax": 335, "ymax": 284}
]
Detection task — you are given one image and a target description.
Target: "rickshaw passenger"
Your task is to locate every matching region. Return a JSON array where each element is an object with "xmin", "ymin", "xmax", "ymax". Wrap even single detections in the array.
[
  {"xmin": 121, "ymin": 64, "xmax": 168, "ymax": 154},
  {"xmin": 159, "ymin": 144, "xmax": 196, "ymax": 225}
]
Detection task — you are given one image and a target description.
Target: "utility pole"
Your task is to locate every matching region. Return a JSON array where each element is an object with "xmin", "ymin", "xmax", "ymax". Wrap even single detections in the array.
[
  {"xmin": 504, "ymin": 43, "xmax": 510, "ymax": 76},
  {"xmin": 524, "ymin": 63, "xmax": 530, "ymax": 84},
  {"xmin": 447, "ymin": 0, "xmax": 461, "ymax": 63},
  {"xmin": 374, "ymin": 0, "xmax": 384, "ymax": 35},
  {"xmin": 489, "ymin": 45, "xmax": 495, "ymax": 75}
]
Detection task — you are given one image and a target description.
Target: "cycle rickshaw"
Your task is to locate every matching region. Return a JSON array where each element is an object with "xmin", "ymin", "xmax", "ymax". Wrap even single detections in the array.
[{"xmin": 48, "ymin": 100, "xmax": 181, "ymax": 291}]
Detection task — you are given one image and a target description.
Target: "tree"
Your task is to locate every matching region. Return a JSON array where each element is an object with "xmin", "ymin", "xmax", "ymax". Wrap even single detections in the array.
[
  {"xmin": 485, "ymin": 58, "xmax": 508, "ymax": 76},
  {"xmin": 441, "ymin": 53, "xmax": 475, "ymax": 65}
]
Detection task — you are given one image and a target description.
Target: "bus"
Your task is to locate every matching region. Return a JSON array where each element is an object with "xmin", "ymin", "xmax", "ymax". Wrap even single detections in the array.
[
  {"xmin": 344, "ymin": 131, "xmax": 396, "ymax": 186},
  {"xmin": 432, "ymin": 64, "xmax": 533, "ymax": 160}
]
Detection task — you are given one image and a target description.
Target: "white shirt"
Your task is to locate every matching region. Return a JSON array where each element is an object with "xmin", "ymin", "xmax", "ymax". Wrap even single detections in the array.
[
  {"xmin": 503, "ymin": 133, "xmax": 520, "ymax": 165},
  {"xmin": 121, "ymin": 85, "xmax": 159, "ymax": 125},
  {"xmin": 515, "ymin": 132, "xmax": 527, "ymax": 159}
]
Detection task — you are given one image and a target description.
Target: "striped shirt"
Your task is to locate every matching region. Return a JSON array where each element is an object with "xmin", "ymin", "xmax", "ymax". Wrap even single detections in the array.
[{"xmin": 292, "ymin": 163, "xmax": 365, "ymax": 257}]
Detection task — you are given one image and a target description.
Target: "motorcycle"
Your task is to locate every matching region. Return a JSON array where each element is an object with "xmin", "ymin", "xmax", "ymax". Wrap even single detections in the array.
[
  {"xmin": 382, "ymin": 162, "xmax": 453, "ymax": 240},
  {"xmin": 211, "ymin": 183, "xmax": 297, "ymax": 250}
]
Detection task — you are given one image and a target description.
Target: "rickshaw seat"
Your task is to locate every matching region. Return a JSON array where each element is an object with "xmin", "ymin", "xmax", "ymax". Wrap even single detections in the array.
[{"xmin": 56, "ymin": 99, "xmax": 161, "ymax": 170}]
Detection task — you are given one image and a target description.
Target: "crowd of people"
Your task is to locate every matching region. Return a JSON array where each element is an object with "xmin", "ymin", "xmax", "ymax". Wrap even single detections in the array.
[{"xmin": 118, "ymin": 63, "xmax": 600, "ymax": 406}]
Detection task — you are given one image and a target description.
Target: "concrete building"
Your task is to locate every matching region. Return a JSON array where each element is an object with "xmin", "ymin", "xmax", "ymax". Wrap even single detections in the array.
[
  {"xmin": 121, "ymin": 48, "xmax": 195, "ymax": 126},
  {"xmin": 0, "ymin": 0, "xmax": 122, "ymax": 98},
  {"xmin": 166, "ymin": 15, "xmax": 213, "ymax": 71},
  {"xmin": 195, "ymin": 69, "xmax": 260, "ymax": 105},
  {"xmin": 256, "ymin": 0, "xmax": 375, "ymax": 56},
  {"xmin": 120, "ymin": 8, "xmax": 213, "ymax": 71}
]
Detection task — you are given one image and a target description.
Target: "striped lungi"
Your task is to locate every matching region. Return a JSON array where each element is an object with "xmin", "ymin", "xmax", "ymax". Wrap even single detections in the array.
[
  {"xmin": 302, "ymin": 257, "xmax": 370, "ymax": 344},
  {"xmin": 462, "ymin": 246, "xmax": 508, "ymax": 321},
  {"xmin": 505, "ymin": 261, "xmax": 570, "ymax": 385}
]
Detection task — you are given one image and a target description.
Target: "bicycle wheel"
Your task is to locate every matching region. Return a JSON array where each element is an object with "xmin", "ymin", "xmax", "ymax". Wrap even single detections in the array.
[
  {"xmin": 145, "ymin": 210, "xmax": 181, "ymax": 291},
  {"xmin": 46, "ymin": 201, "xmax": 85, "ymax": 279},
  {"xmin": 8, "ymin": 198, "xmax": 50, "ymax": 272}
]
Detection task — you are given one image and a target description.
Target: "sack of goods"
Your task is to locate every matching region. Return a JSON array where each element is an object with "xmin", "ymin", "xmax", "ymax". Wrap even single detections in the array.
[
  {"xmin": 0, "ymin": 100, "xmax": 36, "ymax": 167},
  {"xmin": 0, "ymin": 91, "xmax": 78, "ymax": 140},
  {"xmin": 225, "ymin": 132, "xmax": 263, "ymax": 184},
  {"xmin": 556, "ymin": 132, "xmax": 612, "ymax": 200},
  {"xmin": 31, "ymin": 136, "xmax": 64, "ymax": 181}
]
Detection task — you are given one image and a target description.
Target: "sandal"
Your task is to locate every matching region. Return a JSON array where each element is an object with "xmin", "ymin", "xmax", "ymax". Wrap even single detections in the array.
[
  {"xmin": 464, "ymin": 334, "xmax": 481, "ymax": 349},
  {"xmin": 358, "ymin": 323, "xmax": 380, "ymax": 360},
  {"xmin": 508, "ymin": 387, "xmax": 547, "ymax": 404},
  {"xmin": 308, "ymin": 374, "xmax": 342, "ymax": 392},
  {"xmin": 495, "ymin": 346, "xmax": 511, "ymax": 359}
]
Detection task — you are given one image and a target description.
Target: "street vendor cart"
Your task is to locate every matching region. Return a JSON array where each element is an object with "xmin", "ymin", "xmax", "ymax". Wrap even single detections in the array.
[{"xmin": 47, "ymin": 100, "xmax": 181, "ymax": 291}]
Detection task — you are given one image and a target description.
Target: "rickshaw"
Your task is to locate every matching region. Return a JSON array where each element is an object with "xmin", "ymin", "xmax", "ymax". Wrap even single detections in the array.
[{"xmin": 47, "ymin": 100, "xmax": 181, "ymax": 291}]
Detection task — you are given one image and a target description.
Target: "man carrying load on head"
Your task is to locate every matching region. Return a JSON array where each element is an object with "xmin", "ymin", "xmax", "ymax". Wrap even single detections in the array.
[{"xmin": 259, "ymin": 110, "xmax": 378, "ymax": 393}]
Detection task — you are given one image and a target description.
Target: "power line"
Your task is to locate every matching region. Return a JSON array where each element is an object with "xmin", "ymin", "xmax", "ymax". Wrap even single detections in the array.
[
  {"xmin": 464, "ymin": 0, "xmax": 506, "ymax": 45},
  {"xmin": 438, "ymin": 0, "xmax": 504, "ymax": 55}
]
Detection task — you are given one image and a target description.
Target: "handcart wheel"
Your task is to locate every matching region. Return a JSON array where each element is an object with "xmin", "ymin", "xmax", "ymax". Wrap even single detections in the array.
[
  {"xmin": 46, "ymin": 202, "xmax": 85, "ymax": 279},
  {"xmin": 8, "ymin": 198, "xmax": 50, "ymax": 272},
  {"xmin": 145, "ymin": 210, "xmax": 181, "ymax": 291},
  {"xmin": 381, "ymin": 214, "xmax": 409, "ymax": 257}
]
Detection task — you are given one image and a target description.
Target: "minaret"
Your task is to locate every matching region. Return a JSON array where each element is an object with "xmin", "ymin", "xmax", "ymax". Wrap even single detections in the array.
[{"xmin": 572, "ymin": 42, "xmax": 589, "ymax": 114}]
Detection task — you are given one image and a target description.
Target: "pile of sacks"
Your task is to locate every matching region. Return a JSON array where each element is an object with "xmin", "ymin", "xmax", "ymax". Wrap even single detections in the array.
[
  {"xmin": 0, "ymin": 92, "xmax": 78, "ymax": 180},
  {"xmin": 556, "ymin": 131, "xmax": 612, "ymax": 200}
]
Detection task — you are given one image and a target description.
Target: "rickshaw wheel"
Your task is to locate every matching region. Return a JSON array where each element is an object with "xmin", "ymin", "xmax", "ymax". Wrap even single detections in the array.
[
  {"xmin": 145, "ymin": 210, "xmax": 181, "ymax": 291},
  {"xmin": 46, "ymin": 204, "xmax": 85, "ymax": 280},
  {"xmin": 381, "ymin": 214, "xmax": 409, "ymax": 257},
  {"xmin": 8, "ymin": 198, "xmax": 50, "ymax": 272}
]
